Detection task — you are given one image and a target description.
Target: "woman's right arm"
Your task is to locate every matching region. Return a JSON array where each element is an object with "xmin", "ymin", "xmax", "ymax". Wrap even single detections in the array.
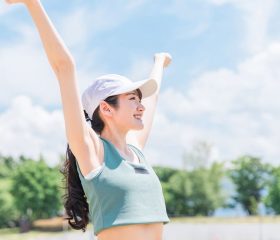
[{"xmin": 6, "ymin": 0, "xmax": 101, "ymax": 173}]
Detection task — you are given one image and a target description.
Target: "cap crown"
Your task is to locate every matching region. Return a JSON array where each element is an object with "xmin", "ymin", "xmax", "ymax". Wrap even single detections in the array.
[
  {"xmin": 81, "ymin": 74, "xmax": 157, "ymax": 121},
  {"xmin": 82, "ymin": 74, "xmax": 132, "ymax": 120}
]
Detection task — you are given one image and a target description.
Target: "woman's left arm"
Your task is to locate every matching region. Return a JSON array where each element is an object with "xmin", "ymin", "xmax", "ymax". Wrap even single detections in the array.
[{"xmin": 127, "ymin": 52, "xmax": 172, "ymax": 149}]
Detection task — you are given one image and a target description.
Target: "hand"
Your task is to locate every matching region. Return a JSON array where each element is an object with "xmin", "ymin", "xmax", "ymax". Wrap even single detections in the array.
[{"xmin": 154, "ymin": 52, "xmax": 172, "ymax": 68}]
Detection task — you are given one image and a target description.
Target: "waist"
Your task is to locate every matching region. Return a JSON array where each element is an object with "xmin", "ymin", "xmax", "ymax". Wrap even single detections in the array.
[{"xmin": 97, "ymin": 222, "xmax": 164, "ymax": 240}]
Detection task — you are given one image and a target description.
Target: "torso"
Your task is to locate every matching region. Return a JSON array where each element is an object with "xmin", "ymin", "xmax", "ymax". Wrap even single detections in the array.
[{"xmin": 94, "ymin": 136, "xmax": 164, "ymax": 240}]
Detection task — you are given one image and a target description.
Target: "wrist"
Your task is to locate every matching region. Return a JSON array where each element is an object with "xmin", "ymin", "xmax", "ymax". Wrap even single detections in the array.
[{"xmin": 154, "ymin": 55, "xmax": 165, "ymax": 65}]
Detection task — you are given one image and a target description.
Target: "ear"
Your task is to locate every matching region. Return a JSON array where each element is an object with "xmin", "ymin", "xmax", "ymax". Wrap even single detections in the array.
[{"xmin": 99, "ymin": 101, "xmax": 113, "ymax": 117}]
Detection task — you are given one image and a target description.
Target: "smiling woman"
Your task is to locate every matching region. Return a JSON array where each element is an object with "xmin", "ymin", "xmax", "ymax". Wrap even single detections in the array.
[{"xmin": 5, "ymin": 0, "xmax": 172, "ymax": 239}]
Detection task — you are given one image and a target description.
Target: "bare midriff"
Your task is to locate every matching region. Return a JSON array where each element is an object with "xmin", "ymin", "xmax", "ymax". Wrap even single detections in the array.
[{"xmin": 96, "ymin": 222, "xmax": 164, "ymax": 240}]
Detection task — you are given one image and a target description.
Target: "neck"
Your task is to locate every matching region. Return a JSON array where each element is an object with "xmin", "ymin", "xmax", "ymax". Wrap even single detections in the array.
[{"xmin": 100, "ymin": 128, "xmax": 130, "ymax": 156}]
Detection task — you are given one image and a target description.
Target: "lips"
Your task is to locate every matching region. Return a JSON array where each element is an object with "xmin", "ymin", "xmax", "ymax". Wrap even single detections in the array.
[{"xmin": 133, "ymin": 114, "xmax": 142, "ymax": 120}]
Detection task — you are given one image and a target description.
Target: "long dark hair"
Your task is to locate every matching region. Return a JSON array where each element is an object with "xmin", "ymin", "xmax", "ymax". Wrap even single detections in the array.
[
  {"xmin": 61, "ymin": 95, "xmax": 119, "ymax": 232},
  {"xmin": 61, "ymin": 89, "xmax": 142, "ymax": 231}
]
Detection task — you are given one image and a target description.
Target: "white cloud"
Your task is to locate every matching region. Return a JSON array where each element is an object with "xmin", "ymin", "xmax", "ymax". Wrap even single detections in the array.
[
  {"xmin": 0, "ymin": 1, "xmax": 152, "ymax": 166},
  {"xmin": 163, "ymin": 0, "xmax": 205, "ymax": 21},
  {"xmin": 2, "ymin": 43, "xmax": 280, "ymax": 168},
  {"xmin": 127, "ymin": 57, "xmax": 152, "ymax": 81},
  {"xmin": 0, "ymin": 95, "xmax": 66, "ymax": 166},
  {"xmin": 0, "ymin": 1, "xmax": 13, "ymax": 16},
  {"xmin": 208, "ymin": 0, "xmax": 278, "ymax": 54},
  {"xmin": 58, "ymin": 7, "xmax": 90, "ymax": 48},
  {"xmin": 0, "ymin": 35, "xmax": 60, "ymax": 108},
  {"xmin": 56, "ymin": 0, "xmax": 148, "ymax": 47},
  {"xmin": 0, "ymin": 8, "xmax": 106, "ymax": 109},
  {"xmin": 151, "ymin": 42, "xmax": 280, "ymax": 167},
  {"xmin": 125, "ymin": 0, "xmax": 148, "ymax": 11},
  {"xmin": 162, "ymin": 0, "xmax": 210, "ymax": 40},
  {"xmin": 1, "ymin": 0, "xmax": 280, "ymax": 169}
]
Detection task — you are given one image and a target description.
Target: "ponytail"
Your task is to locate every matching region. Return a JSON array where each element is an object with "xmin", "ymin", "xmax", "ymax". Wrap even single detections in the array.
[{"xmin": 61, "ymin": 145, "xmax": 89, "ymax": 232}]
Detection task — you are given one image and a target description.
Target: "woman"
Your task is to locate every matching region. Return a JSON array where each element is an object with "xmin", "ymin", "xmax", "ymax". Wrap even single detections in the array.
[{"xmin": 6, "ymin": 0, "xmax": 172, "ymax": 239}]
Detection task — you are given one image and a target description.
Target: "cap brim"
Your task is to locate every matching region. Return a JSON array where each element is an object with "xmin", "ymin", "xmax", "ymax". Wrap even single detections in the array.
[{"xmin": 113, "ymin": 78, "xmax": 158, "ymax": 99}]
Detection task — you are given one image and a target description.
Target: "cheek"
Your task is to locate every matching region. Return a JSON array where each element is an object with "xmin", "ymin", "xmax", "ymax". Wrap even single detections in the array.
[{"xmin": 115, "ymin": 107, "xmax": 131, "ymax": 119}]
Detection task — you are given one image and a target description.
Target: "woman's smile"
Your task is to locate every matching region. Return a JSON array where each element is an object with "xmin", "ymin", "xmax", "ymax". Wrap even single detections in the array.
[{"xmin": 134, "ymin": 114, "xmax": 142, "ymax": 120}]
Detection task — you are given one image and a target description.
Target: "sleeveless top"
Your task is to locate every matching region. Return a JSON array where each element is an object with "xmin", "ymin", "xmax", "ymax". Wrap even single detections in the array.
[{"xmin": 76, "ymin": 136, "xmax": 170, "ymax": 236}]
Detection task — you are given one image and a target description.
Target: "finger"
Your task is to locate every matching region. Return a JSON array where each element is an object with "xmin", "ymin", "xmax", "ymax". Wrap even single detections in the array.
[{"xmin": 161, "ymin": 52, "xmax": 172, "ymax": 60}]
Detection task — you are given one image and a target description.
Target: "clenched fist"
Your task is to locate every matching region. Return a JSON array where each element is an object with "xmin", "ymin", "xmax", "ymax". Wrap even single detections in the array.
[{"xmin": 154, "ymin": 52, "xmax": 172, "ymax": 68}]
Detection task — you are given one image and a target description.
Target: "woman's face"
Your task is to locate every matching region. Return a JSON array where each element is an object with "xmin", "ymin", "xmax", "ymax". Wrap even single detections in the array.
[{"xmin": 113, "ymin": 89, "xmax": 145, "ymax": 131}]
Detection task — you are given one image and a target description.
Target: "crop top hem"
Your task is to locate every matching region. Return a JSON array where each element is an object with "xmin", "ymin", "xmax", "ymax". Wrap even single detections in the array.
[{"xmin": 94, "ymin": 217, "xmax": 170, "ymax": 235}]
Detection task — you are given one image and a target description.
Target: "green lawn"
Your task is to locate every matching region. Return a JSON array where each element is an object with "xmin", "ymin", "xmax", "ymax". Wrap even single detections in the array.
[
  {"xmin": 1, "ymin": 216, "xmax": 280, "ymax": 240},
  {"xmin": 0, "ymin": 224, "xmax": 93, "ymax": 240},
  {"xmin": 0, "ymin": 230, "xmax": 66, "ymax": 240},
  {"xmin": 170, "ymin": 215, "xmax": 280, "ymax": 223}
]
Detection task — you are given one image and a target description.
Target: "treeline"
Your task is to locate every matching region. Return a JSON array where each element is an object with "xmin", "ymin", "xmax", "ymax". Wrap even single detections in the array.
[
  {"xmin": 0, "ymin": 155, "xmax": 62, "ymax": 229},
  {"xmin": 0, "ymin": 153, "xmax": 280, "ymax": 230},
  {"xmin": 154, "ymin": 156, "xmax": 280, "ymax": 217}
]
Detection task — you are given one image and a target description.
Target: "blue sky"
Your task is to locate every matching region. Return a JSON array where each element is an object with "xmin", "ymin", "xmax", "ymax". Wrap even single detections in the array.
[{"xmin": 1, "ymin": 0, "xmax": 280, "ymax": 168}]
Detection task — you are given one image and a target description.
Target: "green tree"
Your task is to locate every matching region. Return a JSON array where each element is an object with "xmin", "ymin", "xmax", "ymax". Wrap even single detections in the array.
[
  {"xmin": 265, "ymin": 166, "xmax": 280, "ymax": 214},
  {"xmin": 153, "ymin": 166, "xmax": 177, "ymax": 182},
  {"xmin": 0, "ymin": 154, "xmax": 18, "ymax": 178},
  {"xmin": 11, "ymin": 158, "xmax": 63, "ymax": 222},
  {"xmin": 181, "ymin": 141, "xmax": 226, "ymax": 216},
  {"xmin": 154, "ymin": 166, "xmax": 187, "ymax": 216},
  {"xmin": 229, "ymin": 155, "xmax": 269, "ymax": 215},
  {"xmin": 165, "ymin": 170, "xmax": 192, "ymax": 216},
  {"xmin": 0, "ymin": 154, "xmax": 19, "ymax": 227},
  {"xmin": 154, "ymin": 163, "xmax": 226, "ymax": 217},
  {"xmin": 0, "ymin": 188, "xmax": 17, "ymax": 227},
  {"xmin": 187, "ymin": 163, "xmax": 226, "ymax": 216}
]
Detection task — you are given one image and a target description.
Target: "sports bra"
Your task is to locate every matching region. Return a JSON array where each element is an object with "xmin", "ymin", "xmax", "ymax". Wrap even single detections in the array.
[{"xmin": 76, "ymin": 136, "xmax": 170, "ymax": 236}]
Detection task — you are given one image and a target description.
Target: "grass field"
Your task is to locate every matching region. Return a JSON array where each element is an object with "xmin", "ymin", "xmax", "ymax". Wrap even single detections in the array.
[
  {"xmin": 170, "ymin": 215, "xmax": 280, "ymax": 223},
  {"xmin": 1, "ymin": 216, "xmax": 280, "ymax": 240}
]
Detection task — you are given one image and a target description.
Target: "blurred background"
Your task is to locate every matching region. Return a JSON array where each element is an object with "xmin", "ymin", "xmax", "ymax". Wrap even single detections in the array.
[{"xmin": 1, "ymin": 0, "xmax": 280, "ymax": 239}]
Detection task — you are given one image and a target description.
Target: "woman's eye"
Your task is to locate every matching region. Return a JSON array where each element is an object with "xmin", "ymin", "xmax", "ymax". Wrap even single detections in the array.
[{"xmin": 130, "ymin": 97, "xmax": 141, "ymax": 103}]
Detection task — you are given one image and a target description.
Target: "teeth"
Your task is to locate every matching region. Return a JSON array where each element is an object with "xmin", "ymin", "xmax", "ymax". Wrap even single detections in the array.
[{"xmin": 134, "ymin": 115, "xmax": 141, "ymax": 119}]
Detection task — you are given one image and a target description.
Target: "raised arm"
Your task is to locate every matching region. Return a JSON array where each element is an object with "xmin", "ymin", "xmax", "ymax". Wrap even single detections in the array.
[
  {"xmin": 127, "ymin": 52, "xmax": 172, "ymax": 149},
  {"xmin": 6, "ymin": 0, "xmax": 101, "ymax": 173}
]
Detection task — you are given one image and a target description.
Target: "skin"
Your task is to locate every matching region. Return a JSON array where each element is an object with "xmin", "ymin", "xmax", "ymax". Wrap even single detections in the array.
[
  {"xmin": 98, "ymin": 90, "xmax": 145, "ymax": 158},
  {"xmin": 5, "ymin": 0, "xmax": 172, "ymax": 239}
]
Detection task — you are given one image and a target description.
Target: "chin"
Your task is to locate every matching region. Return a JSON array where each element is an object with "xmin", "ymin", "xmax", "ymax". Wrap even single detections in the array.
[{"xmin": 132, "ymin": 124, "xmax": 144, "ymax": 130}]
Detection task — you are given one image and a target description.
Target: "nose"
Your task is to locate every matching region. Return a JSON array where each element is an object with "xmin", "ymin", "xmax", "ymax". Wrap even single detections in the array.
[{"xmin": 138, "ymin": 102, "xmax": 145, "ymax": 111}]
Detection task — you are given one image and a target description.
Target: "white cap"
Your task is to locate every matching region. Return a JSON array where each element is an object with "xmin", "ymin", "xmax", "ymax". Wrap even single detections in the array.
[{"xmin": 82, "ymin": 74, "xmax": 158, "ymax": 120}]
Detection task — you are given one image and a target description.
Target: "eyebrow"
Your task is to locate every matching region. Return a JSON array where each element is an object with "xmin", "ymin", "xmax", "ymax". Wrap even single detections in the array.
[
  {"xmin": 124, "ymin": 90, "xmax": 142, "ymax": 100},
  {"xmin": 125, "ymin": 91, "xmax": 137, "ymax": 96}
]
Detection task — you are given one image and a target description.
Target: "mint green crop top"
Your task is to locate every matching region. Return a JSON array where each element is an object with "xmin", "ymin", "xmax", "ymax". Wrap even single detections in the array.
[{"xmin": 76, "ymin": 136, "xmax": 170, "ymax": 236}]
